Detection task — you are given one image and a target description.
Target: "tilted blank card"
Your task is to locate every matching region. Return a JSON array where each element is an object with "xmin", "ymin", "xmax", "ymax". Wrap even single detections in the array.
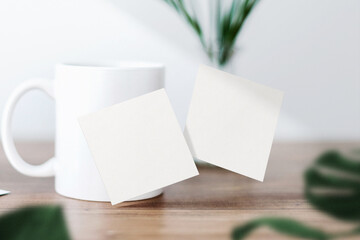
[
  {"xmin": 184, "ymin": 65, "xmax": 283, "ymax": 181},
  {"xmin": 79, "ymin": 89, "xmax": 199, "ymax": 205}
]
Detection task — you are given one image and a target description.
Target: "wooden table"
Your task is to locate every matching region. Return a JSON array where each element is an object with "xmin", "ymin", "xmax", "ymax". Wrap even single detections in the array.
[{"xmin": 0, "ymin": 142, "xmax": 359, "ymax": 239}]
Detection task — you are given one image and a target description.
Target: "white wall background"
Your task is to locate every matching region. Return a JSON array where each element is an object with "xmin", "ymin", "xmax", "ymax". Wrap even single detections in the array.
[{"xmin": 0, "ymin": 0, "xmax": 359, "ymax": 141}]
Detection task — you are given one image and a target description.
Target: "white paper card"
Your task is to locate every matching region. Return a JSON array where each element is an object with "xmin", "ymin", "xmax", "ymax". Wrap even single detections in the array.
[
  {"xmin": 0, "ymin": 189, "xmax": 10, "ymax": 196},
  {"xmin": 79, "ymin": 89, "xmax": 199, "ymax": 205},
  {"xmin": 185, "ymin": 65, "xmax": 283, "ymax": 181}
]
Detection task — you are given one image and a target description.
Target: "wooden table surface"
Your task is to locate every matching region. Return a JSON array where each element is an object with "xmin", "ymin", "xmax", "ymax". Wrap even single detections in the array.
[{"xmin": 0, "ymin": 142, "xmax": 359, "ymax": 240}]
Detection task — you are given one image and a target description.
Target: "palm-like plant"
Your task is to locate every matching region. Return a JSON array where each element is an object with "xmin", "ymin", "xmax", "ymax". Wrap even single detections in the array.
[{"xmin": 163, "ymin": 0, "xmax": 259, "ymax": 66}]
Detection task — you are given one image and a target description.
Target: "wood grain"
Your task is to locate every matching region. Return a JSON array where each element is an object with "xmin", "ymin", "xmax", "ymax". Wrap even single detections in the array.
[{"xmin": 0, "ymin": 142, "xmax": 359, "ymax": 239}]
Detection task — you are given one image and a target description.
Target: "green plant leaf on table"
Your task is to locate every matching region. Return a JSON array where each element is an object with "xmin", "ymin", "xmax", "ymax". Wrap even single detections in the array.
[
  {"xmin": 232, "ymin": 217, "xmax": 360, "ymax": 240},
  {"xmin": 232, "ymin": 150, "xmax": 360, "ymax": 239},
  {"xmin": 305, "ymin": 150, "xmax": 360, "ymax": 221},
  {"xmin": 0, "ymin": 205, "xmax": 71, "ymax": 240}
]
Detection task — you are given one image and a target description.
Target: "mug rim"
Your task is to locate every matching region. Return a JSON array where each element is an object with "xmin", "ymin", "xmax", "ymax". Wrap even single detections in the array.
[{"xmin": 56, "ymin": 61, "xmax": 164, "ymax": 71}]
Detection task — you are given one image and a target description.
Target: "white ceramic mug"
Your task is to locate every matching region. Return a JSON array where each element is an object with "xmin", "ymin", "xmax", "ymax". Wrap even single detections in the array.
[{"xmin": 1, "ymin": 62, "xmax": 165, "ymax": 201}]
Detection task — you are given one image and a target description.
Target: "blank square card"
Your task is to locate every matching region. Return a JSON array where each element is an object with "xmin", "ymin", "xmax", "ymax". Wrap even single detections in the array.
[
  {"xmin": 185, "ymin": 65, "xmax": 283, "ymax": 181},
  {"xmin": 79, "ymin": 89, "xmax": 199, "ymax": 205}
]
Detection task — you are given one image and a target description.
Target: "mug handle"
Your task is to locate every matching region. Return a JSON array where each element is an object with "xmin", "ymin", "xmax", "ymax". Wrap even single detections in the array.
[{"xmin": 1, "ymin": 79, "xmax": 55, "ymax": 177}]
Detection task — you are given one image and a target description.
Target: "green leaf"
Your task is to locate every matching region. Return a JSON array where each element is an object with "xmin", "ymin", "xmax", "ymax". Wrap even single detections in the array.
[
  {"xmin": 0, "ymin": 205, "xmax": 71, "ymax": 240},
  {"xmin": 232, "ymin": 218, "xmax": 331, "ymax": 240},
  {"xmin": 315, "ymin": 151, "xmax": 360, "ymax": 175},
  {"xmin": 305, "ymin": 150, "xmax": 360, "ymax": 221},
  {"xmin": 232, "ymin": 150, "xmax": 360, "ymax": 239},
  {"xmin": 232, "ymin": 217, "xmax": 360, "ymax": 240},
  {"xmin": 162, "ymin": 0, "xmax": 260, "ymax": 66},
  {"xmin": 162, "ymin": 0, "xmax": 206, "ymax": 50},
  {"xmin": 216, "ymin": 0, "xmax": 259, "ymax": 66}
]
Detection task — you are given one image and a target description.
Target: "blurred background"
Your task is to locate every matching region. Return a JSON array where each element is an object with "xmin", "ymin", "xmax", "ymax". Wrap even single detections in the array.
[{"xmin": 0, "ymin": 0, "xmax": 359, "ymax": 141}]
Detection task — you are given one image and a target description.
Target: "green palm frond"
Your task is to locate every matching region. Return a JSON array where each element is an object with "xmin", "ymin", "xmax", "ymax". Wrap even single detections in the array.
[{"xmin": 163, "ymin": 0, "xmax": 259, "ymax": 66}]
